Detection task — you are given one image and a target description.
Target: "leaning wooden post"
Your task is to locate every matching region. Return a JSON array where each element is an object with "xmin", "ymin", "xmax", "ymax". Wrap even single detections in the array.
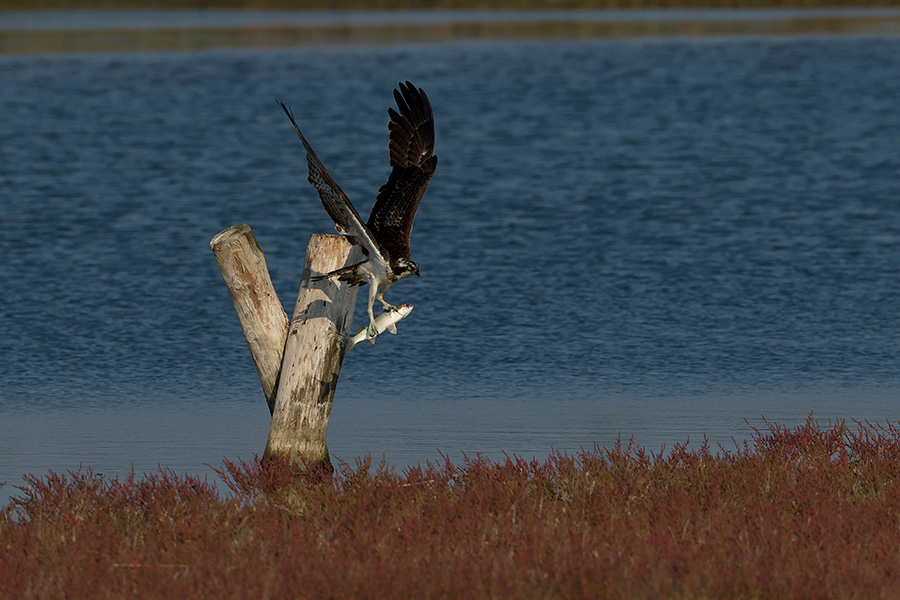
[
  {"xmin": 210, "ymin": 224, "xmax": 289, "ymax": 414},
  {"xmin": 263, "ymin": 234, "xmax": 362, "ymax": 471}
]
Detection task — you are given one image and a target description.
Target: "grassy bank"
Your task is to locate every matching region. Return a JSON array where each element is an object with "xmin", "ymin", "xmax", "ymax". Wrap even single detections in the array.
[
  {"xmin": 3, "ymin": 416, "xmax": 900, "ymax": 598},
  {"xmin": 3, "ymin": 0, "xmax": 900, "ymax": 10}
]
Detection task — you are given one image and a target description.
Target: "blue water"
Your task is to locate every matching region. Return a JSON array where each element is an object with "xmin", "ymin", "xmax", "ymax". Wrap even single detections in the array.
[{"xmin": 2, "ymin": 36, "xmax": 900, "ymax": 503}]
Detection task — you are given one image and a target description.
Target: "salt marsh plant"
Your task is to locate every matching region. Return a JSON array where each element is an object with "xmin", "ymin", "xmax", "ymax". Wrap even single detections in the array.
[{"xmin": 3, "ymin": 415, "xmax": 900, "ymax": 599}]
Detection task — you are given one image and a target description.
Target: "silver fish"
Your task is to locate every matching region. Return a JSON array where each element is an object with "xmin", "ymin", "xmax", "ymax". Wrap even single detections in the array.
[{"xmin": 348, "ymin": 304, "xmax": 414, "ymax": 350}]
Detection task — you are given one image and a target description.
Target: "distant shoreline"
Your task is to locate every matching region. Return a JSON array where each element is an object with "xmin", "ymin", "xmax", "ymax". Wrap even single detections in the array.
[
  {"xmin": 6, "ymin": 7, "xmax": 900, "ymax": 30},
  {"xmin": 3, "ymin": 0, "xmax": 900, "ymax": 10},
  {"xmin": 3, "ymin": 7, "xmax": 900, "ymax": 53}
]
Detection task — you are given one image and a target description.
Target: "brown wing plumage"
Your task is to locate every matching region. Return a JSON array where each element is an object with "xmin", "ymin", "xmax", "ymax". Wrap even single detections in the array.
[
  {"xmin": 366, "ymin": 81, "xmax": 438, "ymax": 264},
  {"xmin": 278, "ymin": 100, "xmax": 387, "ymax": 266}
]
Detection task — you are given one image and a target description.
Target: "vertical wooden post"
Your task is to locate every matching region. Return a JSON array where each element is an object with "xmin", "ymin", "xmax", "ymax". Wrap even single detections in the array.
[
  {"xmin": 263, "ymin": 234, "xmax": 362, "ymax": 470},
  {"xmin": 210, "ymin": 224, "xmax": 289, "ymax": 414}
]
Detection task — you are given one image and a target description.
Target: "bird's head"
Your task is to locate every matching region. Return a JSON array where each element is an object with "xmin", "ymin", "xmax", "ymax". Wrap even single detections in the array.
[{"xmin": 394, "ymin": 257, "xmax": 420, "ymax": 280}]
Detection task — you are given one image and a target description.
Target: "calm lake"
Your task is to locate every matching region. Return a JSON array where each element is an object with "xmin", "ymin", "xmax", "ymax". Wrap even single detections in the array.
[{"xmin": 2, "ymin": 26, "xmax": 900, "ymax": 504}]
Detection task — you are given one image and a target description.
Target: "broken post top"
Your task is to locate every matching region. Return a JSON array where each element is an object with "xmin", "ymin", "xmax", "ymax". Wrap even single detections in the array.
[{"xmin": 210, "ymin": 224, "xmax": 254, "ymax": 252}]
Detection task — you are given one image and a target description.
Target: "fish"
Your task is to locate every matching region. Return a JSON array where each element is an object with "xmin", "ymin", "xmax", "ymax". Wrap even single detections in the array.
[{"xmin": 347, "ymin": 304, "xmax": 414, "ymax": 350}]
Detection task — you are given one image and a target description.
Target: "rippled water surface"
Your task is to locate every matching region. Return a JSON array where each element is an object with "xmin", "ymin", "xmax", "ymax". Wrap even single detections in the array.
[{"xmin": 2, "ymin": 36, "xmax": 900, "ymax": 502}]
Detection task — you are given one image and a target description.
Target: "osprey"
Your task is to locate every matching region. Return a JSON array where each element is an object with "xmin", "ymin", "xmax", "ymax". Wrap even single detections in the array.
[{"xmin": 279, "ymin": 82, "xmax": 437, "ymax": 340}]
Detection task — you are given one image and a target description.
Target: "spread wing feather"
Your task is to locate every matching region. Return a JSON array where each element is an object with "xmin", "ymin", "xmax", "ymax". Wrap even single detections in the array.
[
  {"xmin": 278, "ymin": 100, "xmax": 387, "ymax": 267},
  {"xmin": 366, "ymin": 82, "xmax": 437, "ymax": 262}
]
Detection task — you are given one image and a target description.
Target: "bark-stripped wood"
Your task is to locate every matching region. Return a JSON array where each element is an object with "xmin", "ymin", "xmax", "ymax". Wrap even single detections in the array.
[
  {"xmin": 263, "ymin": 234, "xmax": 362, "ymax": 470},
  {"xmin": 210, "ymin": 224, "xmax": 289, "ymax": 414}
]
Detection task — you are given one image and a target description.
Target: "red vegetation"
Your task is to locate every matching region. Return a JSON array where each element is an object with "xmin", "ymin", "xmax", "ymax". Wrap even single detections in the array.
[{"xmin": 4, "ymin": 416, "xmax": 900, "ymax": 599}]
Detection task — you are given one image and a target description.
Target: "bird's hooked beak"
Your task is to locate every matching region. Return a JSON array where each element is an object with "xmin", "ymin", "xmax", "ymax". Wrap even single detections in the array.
[{"xmin": 415, "ymin": 267, "xmax": 420, "ymax": 277}]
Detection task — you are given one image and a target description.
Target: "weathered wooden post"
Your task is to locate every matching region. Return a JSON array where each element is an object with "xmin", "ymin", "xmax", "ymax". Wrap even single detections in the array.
[
  {"xmin": 210, "ymin": 224, "xmax": 289, "ymax": 414},
  {"xmin": 212, "ymin": 225, "xmax": 363, "ymax": 472},
  {"xmin": 263, "ymin": 234, "xmax": 363, "ymax": 470}
]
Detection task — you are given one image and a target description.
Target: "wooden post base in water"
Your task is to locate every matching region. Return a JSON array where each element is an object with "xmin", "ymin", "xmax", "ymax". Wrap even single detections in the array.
[
  {"xmin": 212, "ymin": 225, "xmax": 361, "ymax": 472},
  {"xmin": 263, "ymin": 234, "xmax": 362, "ymax": 469}
]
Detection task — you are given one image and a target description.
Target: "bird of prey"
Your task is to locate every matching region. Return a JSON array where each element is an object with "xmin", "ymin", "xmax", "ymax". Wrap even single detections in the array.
[{"xmin": 279, "ymin": 81, "xmax": 437, "ymax": 340}]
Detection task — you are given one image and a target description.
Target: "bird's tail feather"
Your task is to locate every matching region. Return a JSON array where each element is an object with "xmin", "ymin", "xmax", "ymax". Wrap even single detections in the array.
[{"xmin": 311, "ymin": 260, "xmax": 367, "ymax": 285}]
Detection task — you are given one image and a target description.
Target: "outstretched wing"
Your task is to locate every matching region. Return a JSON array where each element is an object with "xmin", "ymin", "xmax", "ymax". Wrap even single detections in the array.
[
  {"xmin": 366, "ymin": 82, "xmax": 438, "ymax": 262},
  {"xmin": 278, "ymin": 100, "xmax": 387, "ymax": 267}
]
